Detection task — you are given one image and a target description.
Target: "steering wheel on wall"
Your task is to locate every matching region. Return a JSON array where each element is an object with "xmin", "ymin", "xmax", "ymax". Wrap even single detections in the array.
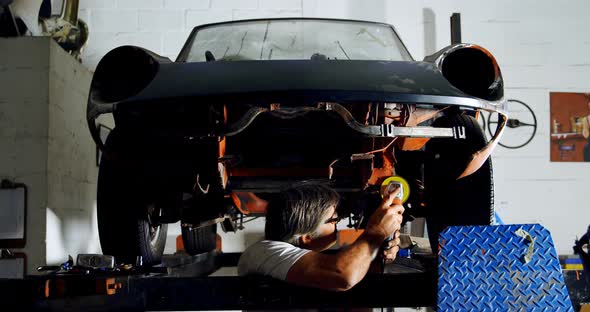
[{"xmin": 486, "ymin": 99, "xmax": 538, "ymax": 149}]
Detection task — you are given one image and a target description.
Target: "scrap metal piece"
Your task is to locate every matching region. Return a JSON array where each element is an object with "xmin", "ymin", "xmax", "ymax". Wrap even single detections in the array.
[{"xmin": 515, "ymin": 228, "xmax": 536, "ymax": 264}]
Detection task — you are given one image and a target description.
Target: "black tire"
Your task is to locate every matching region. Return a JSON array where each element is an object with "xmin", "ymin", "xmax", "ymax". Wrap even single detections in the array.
[
  {"xmin": 182, "ymin": 224, "xmax": 217, "ymax": 255},
  {"xmin": 424, "ymin": 114, "xmax": 494, "ymax": 253},
  {"xmin": 97, "ymin": 131, "xmax": 168, "ymax": 265}
]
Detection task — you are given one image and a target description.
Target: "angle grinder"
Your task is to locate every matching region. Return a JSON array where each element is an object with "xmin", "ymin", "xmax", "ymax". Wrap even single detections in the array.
[{"xmin": 379, "ymin": 176, "xmax": 409, "ymax": 269}]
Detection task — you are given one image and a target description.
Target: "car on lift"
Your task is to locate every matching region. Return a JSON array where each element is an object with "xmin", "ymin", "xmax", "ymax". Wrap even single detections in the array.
[{"xmin": 87, "ymin": 18, "xmax": 507, "ymax": 264}]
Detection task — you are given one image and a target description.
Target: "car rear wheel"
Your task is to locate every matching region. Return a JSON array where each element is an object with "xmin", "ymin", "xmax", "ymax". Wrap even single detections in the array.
[
  {"xmin": 97, "ymin": 131, "xmax": 168, "ymax": 265},
  {"xmin": 181, "ymin": 224, "xmax": 217, "ymax": 255},
  {"xmin": 424, "ymin": 113, "xmax": 494, "ymax": 253}
]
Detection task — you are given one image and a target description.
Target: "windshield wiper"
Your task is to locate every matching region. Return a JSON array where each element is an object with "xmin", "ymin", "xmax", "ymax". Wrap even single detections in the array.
[
  {"xmin": 237, "ymin": 31, "xmax": 248, "ymax": 55},
  {"xmin": 335, "ymin": 40, "xmax": 351, "ymax": 60},
  {"xmin": 356, "ymin": 28, "xmax": 387, "ymax": 47},
  {"xmin": 260, "ymin": 21, "xmax": 270, "ymax": 60}
]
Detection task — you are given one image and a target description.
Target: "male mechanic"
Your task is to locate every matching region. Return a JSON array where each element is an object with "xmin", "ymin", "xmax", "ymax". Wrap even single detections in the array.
[{"xmin": 238, "ymin": 184, "xmax": 404, "ymax": 291}]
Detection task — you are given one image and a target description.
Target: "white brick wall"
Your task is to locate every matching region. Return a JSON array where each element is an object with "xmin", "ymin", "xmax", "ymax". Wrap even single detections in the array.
[
  {"xmin": 78, "ymin": 0, "xmax": 116, "ymax": 10},
  {"xmin": 49, "ymin": 0, "xmax": 590, "ymax": 254},
  {"xmin": 84, "ymin": 31, "xmax": 163, "ymax": 65},
  {"xmin": 232, "ymin": 9, "xmax": 302, "ymax": 20},
  {"xmin": 162, "ymin": 31, "xmax": 192, "ymax": 56},
  {"xmin": 164, "ymin": 0, "xmax": 210, "ymax": 9},
  {"xmin": 90, "ymin": 9, "xmax": 139, "ymax": 32},
  {"xmin": 139, "ymin": 9, "xmax": 185, "ymax": 31},
  {"xmin": 211, "ymin": 0, "xmax": 258, "ymax": 10},
  {"xmin": 185, "ymin": 9, "xmax": 233, "ymax": 27},
  {"xmin": 117, "ymin": 0, "xmax": 163, "ymax": 9},
  {"xmin": 259, "ymin": 0, "xmax": 302, "ymax": 10}
]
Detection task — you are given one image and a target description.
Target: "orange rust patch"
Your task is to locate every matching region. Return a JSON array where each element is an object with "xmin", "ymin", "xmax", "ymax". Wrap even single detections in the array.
[{"xmin": 398, "ymin": 137, "xmax": 430, "ymax": 151}]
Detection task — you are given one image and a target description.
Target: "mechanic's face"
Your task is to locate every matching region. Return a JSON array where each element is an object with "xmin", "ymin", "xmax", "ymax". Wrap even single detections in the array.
[{"xmin": 299, "ymin": 205, "xmax": 339, "ymax": 251}]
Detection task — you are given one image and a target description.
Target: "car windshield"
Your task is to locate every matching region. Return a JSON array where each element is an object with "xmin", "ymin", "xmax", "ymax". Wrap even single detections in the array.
[{"xmin": 183, "ymin": 19, "xmax": 413, "ymax": 62}]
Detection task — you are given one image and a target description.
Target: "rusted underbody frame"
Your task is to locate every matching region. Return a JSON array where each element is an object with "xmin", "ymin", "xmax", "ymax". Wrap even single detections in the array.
[
  {"xmin": 222, "ymin": 101, "xmax": 507, "ymax": 181},
  {"xmin": 218, "ymin": 101, "xmax": 507, "ymax": 218},
  {"xmin": 225, "ymin": 103, "xmax": 457, "ymax": 140}
]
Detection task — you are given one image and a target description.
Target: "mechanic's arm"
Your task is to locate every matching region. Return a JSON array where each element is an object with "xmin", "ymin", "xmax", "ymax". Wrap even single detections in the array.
[{"xmin": 286, "ymin": 192, "xmax": 404, "ymax": 291}]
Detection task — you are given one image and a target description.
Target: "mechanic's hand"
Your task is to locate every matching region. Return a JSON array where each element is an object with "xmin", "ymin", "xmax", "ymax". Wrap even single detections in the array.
[
  {"xmin": 365, "ymin": 190, "xmax": 405, "ymax": 241},
  {"xmin": 382, "ymin": 231, "xmax": 401, "ymax": 263}
]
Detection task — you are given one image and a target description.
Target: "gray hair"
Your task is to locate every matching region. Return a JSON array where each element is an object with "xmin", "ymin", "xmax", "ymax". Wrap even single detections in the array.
[{"xmin": 264, "ymin": 183, "xmax": 340, "ymax": 245}]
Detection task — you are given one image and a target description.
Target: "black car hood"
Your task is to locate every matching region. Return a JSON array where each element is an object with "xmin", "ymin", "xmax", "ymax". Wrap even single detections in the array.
[{"xmin": 127, "ymin": 60, "xmax": 481, "ymax": 106}]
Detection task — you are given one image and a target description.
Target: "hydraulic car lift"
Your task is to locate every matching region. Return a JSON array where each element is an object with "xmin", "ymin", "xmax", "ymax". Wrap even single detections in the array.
[
  {"xmin": 0, "ymin": 224, "xmax": 577, "ymax": 311},
  {"xmin": 1, "ymin": 251, "xmax": 437, "ymax": 311}
]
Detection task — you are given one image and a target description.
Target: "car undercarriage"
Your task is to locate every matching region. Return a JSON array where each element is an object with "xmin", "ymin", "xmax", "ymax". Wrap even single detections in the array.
[{"xmin": 87, "ymin": 18, "xmax": 507, "ymax": 264}]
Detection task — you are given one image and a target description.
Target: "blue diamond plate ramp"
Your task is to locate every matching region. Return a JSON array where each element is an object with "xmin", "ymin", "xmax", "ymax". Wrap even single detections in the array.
[{"xmin": 438, "ymin": 224, "xmax": 573, "ymax": 311}]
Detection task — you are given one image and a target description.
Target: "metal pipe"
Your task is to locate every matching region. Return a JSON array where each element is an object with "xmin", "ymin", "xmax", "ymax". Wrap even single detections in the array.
[{"xmin": 60, "ymin": 0, "xmax": 79, "ymax": 25}]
